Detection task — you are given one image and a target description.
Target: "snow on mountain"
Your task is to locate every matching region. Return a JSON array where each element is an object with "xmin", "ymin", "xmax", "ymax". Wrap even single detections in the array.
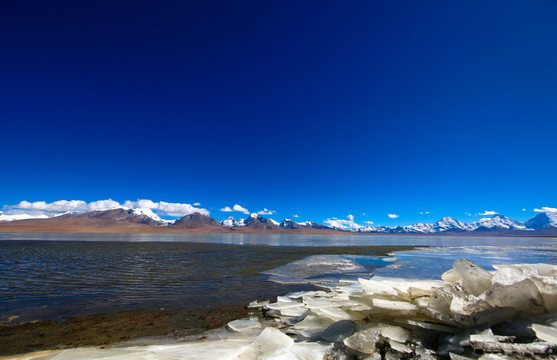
[
  {"xmin": 221, "ymin": 216, "xmax": 246, "ymax": 227},
  {"xmin": 524, "ymin": 211, "xmax": 557, "ymax": 230},
  {"xmin": 468, "ymin": 214, "xmax": 527, "ymax": 231},
  {"xmin": 132, "ymin": 208, "xmax": 173, "ymax": 225},
  {"xmin": 269, "ymin": 219, "xmax": 280, "ymax": 226}
]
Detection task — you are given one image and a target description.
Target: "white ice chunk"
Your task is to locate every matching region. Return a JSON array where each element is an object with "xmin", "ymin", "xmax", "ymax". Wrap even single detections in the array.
[
  {"xmin": 371, "ymin": 298, "xmax": 419, "ymax": 312},
  {"xmin": 484, "ymin": 279, "xmax": 545, "ymax": 314},
  {"xmin": 453, "ymin": 259, "xmax": 493, "ymax": 296},
  {"xmin": 254, "ymin": 327, "xmax": 294, "ymax": 358},
  {"xmin": 343, "ymin": 327, "xmax": 382, "ymax": 355},
  {"xmin": 290, "ymin": 342, "xmax": 333, "ymax": 360},
  {"xmin": 532, "ymin": 323, "xmax": 557, "ymax": 344},
  {"xmin": 227, "ymin": 318, "xmax": 261, "ymax": 332},
  {"xmin": 280, "ymin": 306, "xmax": 308, "ymax": 317},
  {"xmin": 266, "ymin": 301, "xmax": 306, "ymax": 311},
  {"xmin": 492, "ymin": 266, "xmax": 539, "ymax": 286}
]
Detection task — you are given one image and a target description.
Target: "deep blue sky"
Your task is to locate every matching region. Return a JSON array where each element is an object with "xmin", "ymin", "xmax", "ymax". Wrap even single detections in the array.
[{"xmin": 2, "ymin": 1, "xmax": 556, "ymax": 225}]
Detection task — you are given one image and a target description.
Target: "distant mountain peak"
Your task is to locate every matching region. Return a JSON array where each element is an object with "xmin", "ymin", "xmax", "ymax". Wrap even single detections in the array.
[{"xmin": 173, "ymin": 212, "xmax": 222, "ymax": 229}]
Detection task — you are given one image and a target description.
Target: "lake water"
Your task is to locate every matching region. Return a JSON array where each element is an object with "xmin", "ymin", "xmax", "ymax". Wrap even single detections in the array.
[{"xmin": 1, "ymin": 232, "xmax": 556, "ymax": 323}]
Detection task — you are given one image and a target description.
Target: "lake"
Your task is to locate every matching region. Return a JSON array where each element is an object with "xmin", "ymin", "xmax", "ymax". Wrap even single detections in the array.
[{"xmin": 1, "ymin": 232, "xmax": 556, "ymax": 324}]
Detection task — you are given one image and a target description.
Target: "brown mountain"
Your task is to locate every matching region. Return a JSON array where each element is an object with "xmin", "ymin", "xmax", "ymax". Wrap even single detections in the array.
[
  {"xmin": 172, "ymin": 212, "xmax": 223, "ymax": 229},
  {"xmin": 0, "ymin": 208, "xmax": 163, "ymax": 233},
  {"xmin": 65, "ymin": 208, "xmax": 162, "ymax": 227}
]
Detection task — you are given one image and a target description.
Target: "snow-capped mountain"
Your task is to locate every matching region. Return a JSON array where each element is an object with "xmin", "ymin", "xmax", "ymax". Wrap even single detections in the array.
[
  {"xmin": 132, "ymin": 208, "xmax": 173, "ymax": 225},
  {"xmin": 2, "ymin": 207, "xmax": 556, "ymax": 235},
  {"xmin": 467, "ymin": 214, "xmax": 527, "ymax": 231},
  {"xmin": 524, "ymin": 211, "xmax": 557, "ymax": 230}
]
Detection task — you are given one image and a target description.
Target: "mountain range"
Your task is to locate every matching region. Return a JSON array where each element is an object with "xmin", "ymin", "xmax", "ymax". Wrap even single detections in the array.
[{"xmin": 0, "ymin": 209, "xmax": 556, "ymax": 235}]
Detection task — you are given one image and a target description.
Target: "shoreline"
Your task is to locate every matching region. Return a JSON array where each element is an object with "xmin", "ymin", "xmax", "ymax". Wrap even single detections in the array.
[
  {"xmin": 0, "ymin": 304, "xmax": 260, "ymax": 356},
  {"xmin": 6, "ymin": 259, "xmax": 557, "ymax": 359},
  {"xmin": 0, "ymin": 229, "xmax": 555, "ymax": 238},
  {"xmin": 0, "ymin": 243, "xmax": 415, "ymax": 356}
]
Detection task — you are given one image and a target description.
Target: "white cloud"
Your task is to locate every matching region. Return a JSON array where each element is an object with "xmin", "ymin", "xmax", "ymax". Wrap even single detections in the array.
[
  {"xmin": 220, "ymin": 204, "xmax": 249, "ymax": 214},
  {"xmin": 522, "ymin": 208, "xmax": 526, "ymax": 212},
  {"xmin": 324, "ymin": 215, "xmax": 361, "ymax": 230},
  {"xmin": 193, "ymin": 202, "xmax": 201, "ymax": 206},
  {"xmin": 257, "ymin": 208, "xmax": 275, "ymax": 215},
  {"xmin": 5, "ymin": 199, "xmax": 209, "ymax": 218},
  {"xmin": 9, "ymin": 199, "xmax": 120, "ymax": 214},
  {"xmin": 387, "ymin": 214, "xmax": 399, "ymax": 219},
  {"xmin": 465, "ymin": 212, "xmax": 472, "ymax": 216},
  {"xmin": 419, "ymin": 211, "xmax": 430, "ymax": 215},
  {"xmin": 364, "ymin": 221, "xmax": 374, "ymax": 225},
  {"xmin": 124, "ymin": 200, "xmax": 209, "ymax": 217},
  {"xmin": 362, "ymin": 213, "xmax": 366, "ymax": 216},
  {"xmin": 534, "ymin": 207, "xmax": 557, "ymax": 213},
  {"xmin": 292, "ymin": 214, "xmax": 300, "ymax": 218},
  {"xmin": 477, "ymin": 210, "xmax": 498, "ymax": 216}
]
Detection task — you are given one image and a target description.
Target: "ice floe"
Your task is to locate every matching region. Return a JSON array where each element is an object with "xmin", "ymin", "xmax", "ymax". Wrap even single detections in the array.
[{"xmin": 15, "ymin": 259, "xmax": 557, "ymax": 359}]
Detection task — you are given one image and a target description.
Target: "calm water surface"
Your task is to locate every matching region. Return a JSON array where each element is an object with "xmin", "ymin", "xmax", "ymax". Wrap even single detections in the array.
[{"xmin": 0, "ymin": 233, "xmax": 556, "ymax": 323}]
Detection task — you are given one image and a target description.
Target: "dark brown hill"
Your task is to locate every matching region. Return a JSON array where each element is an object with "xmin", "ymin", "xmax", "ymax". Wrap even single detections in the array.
[{"xmin": 172, "ymin": 213, "xmax": 223, "ymax": 229}]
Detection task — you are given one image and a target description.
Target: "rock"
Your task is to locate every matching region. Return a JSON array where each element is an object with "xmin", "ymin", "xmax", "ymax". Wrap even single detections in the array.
[
  {"xmin": 453, "ymin": 259, "xmax": 493, "ymax": 296},
  {"xmin": 320, "ymin": 320, "xmax": 357, "ymax": 342}
]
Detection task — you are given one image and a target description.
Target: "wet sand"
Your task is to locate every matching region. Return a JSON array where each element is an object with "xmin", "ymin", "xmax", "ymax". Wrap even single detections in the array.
[{"xmin": 0, "ymin": 304, "xmax": 259, "ymax": 356}]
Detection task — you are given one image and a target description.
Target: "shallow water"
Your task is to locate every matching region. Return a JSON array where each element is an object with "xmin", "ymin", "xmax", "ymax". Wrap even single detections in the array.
[{"xmin": 0, "ymin": 233, "xmax": 555, "ymax": 323}]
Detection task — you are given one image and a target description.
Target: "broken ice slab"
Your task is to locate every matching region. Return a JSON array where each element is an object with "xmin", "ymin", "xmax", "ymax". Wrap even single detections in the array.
[
  {"xmin": 370, "ymin": 298, "xmax": 419, "ymax": 314},
  {"xmin": 227, "ymin": 318, "xmax": 261, "ymax": 332},
  {"xmin": 280, "ymin": 306, "xmax": 308, "ymax": 318},
  {"xmin": 484, "ymin": 278, "xmax": 545, "ymax": 314},
  {"xmin": 532, "ymin": 275, "xmax": 557, "ymax": 312},
  {"xmin": 343, "ymin": 327, "xmax": 383, "ymax": 355},
  {"xmin": 491, "ymin": 265, "xmax": 540, "ymax": 286},
  {"xmin": 284, "ymin": 290, "xmax": 323, "ymax": 299},
  {"xmin": 387, "ymin": 339, "xmax": 413, "ymax": 356},
  {"xmin": 266, "ymin": 300, "xmax": 306, "ymax": 311},
  {"xmin": 359, "ymin": 277, "xmax": 443, "ymax": 301},
  {"xmin": 291, "ymin": 312, "xmax": 336, "ymax": 339},
  {"xmin": 442, "ymin": 268, "xmax": 462, "ymax": 284},
  {"xmin": 492, "ymin": 263, "xmax": 557, "ymax": 276},
  {"xmin": 396, "ymin": 318, "xmax": 459, "ymax": 333},
  {"xmin": 253, "ymin": 327, "xmax": 294, "ymax": 358},
  {"xmin": 377, "ymin": 323, "xmax": 411, "ymax": 343},
  {"xmin": 532, "ymin": 323, "xmax": 557, "ymax": 344},
  {"xmin": 320, "ymin": 320, "xmax": 357, "ymax": 342},
  {"xmin": 302, "ymin": 297, "xmax": 334, "ymax": 309},
  {"xmin": 312, "ymin": 306, "xmax": 353, "ymax": 322},
  {"xmin": 289, "ymin": 342, "xmax": 333, "ymax": 360},
  {"xmin": 247, "ymin": 299, "xmax": 269, "ymax": 308},
  {"xmin": 453, "ymin": 259, "xmax": 493, "ymax": 296}
]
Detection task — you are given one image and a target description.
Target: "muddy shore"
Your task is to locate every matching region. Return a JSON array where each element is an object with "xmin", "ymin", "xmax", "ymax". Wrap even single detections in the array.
[{"xmin": 0, "ymin": 304, "xmax": 260, "ymax": 356}]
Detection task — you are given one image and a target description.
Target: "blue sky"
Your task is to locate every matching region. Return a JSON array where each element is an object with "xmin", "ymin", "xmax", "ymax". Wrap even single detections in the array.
[{"xmin": 1, "ymin": 1, "xmax": 557, "ymax": 226}]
